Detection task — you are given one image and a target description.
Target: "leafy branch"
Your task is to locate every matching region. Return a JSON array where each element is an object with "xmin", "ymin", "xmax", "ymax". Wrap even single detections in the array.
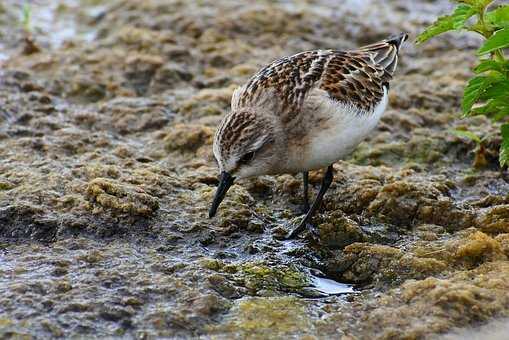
[{"xmin": 417, "ymin": 0, "xmax": 509, "ymax": 167}]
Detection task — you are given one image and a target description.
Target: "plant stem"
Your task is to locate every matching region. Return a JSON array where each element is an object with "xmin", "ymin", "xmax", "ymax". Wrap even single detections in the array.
[
  {"xmin": 476, "ymin": 4, "xmax": 506, "ymax": 65},
  {"xmin": 494, "ymin": 49, "xmax": 506, "ymax": 62}
]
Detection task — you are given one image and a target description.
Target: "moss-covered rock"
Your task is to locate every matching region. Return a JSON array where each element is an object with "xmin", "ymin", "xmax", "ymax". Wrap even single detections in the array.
[
  {"xmin": 454, "ymin": 231, "xmax": 506, "ymax": 266},
  {"xmin": 239, "ymin": 263, "xmax": 309, "ymax": 295},
  {"xmin": 318, "ymin": 211, "xmax": 365, "ymax": 249},
  {"xmin": 212, "ymin": 297, "xmax": 313, "ymax": 338},
  {"xmin": 164, "ymin": 124, "xmax": 214, "ymax": 153},
  {"xmin": 0, "ymin": 178, "xmax": 15, "ymax": 190},
  {"xmin": 477, "ymin": 205, "xmax": 509, "ymax": 235},
  {"xmin": 85, "ymin": 178, "xmax": 159, "ymax": 216}
]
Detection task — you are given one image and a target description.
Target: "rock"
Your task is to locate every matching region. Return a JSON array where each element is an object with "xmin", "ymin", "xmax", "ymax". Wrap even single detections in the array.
[
  {"xmin": 85, "ymin": 178, "xmax": 159, "ymax": 216},
  {"xmin": 454, "ymin": 231, "xmax": 506, "ymax": 265},
  {"xmin": 164, "ymin": 124, "xmax": 214, "ymax": 153},
  {"xmin": 477, "ymin": 205, "xmax": 509, "ymax": 235},
  {"xmin": 124, "ymin": 54, "xmax": 164, "ymax": 95},
  {"xmin": 150, "ymin": 62, "xmax": 193, "ymax": 92},
  {"xmin": 212, "ymin": 297, "xmax": 313, "ymax": 338},
  {"xmin": 318, "ymin": 211, "xmax": 365, "ymax": 249}
]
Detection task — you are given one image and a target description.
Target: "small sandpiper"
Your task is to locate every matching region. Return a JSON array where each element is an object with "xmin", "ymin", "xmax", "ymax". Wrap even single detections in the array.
[{"xmin": 209, "ymin": 33, "xmax": 408, "ymax": 239}]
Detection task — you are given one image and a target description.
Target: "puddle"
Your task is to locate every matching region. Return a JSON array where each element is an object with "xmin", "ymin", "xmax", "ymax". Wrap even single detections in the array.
[
  {"xmin": 0, "ymin": 0, "xmax": 98, "ymax": 61},
  {"xmin": 0, "ymin": 48, "xmax": 8, "ymax": 62},
  {"xmin": 309, "ymin": 275, "xmax": 354, "ymax": 295}
]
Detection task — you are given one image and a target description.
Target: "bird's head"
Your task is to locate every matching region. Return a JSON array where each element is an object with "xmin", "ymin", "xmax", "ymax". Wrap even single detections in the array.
[{"xmin": 209, "ymin": 110, "xmax": 282, "ymax": 217}]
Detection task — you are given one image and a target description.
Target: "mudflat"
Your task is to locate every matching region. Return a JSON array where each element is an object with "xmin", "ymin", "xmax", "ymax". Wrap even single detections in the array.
[{"xmin": 1, "ymin": 1, "xmax": 508, "ymax": 338}]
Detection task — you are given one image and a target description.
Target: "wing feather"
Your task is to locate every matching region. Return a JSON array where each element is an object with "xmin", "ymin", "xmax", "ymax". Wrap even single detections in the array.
[{"xmin": 232, "ymin": 34, "xmax": 407, "ymax": 120}]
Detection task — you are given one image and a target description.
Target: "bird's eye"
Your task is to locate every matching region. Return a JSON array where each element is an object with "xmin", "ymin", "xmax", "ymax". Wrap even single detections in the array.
[{"xmin": 239, "ymin": 151, "xmax": 255, "ymax": 164}]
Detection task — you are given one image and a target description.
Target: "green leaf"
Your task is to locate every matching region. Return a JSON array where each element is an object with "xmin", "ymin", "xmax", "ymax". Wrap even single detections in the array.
[
  {"xmin": 462, "ymin": 75, "xmax": 499, "ymax": 114},
  {"xmin": 471, "ymin": 99, "xmax": 509, "ymax": 121},
  {"xmin": 499, "ymin": 123, "xmax": 509, "ymax": 167},
  {"xmin": 452, "ymin": 5, "xmax": 477, "ymax": 29},
  {"xmin": 456, "ymin": 0, "xmax": 490, "ymax": 8},
  {"xmin": 478, "ymin": 28, "xmax": 509, "ymax": 55},
  {"xmin": 416, "ymin": 5, "xmax": 476, "ymax": 44},
  {"xmin": 480, "ymin": 80, "xmax": 509, "ymax": 100},
  {"xmin": 492, "ymin": 106, "xmax": 509, "ymax": 121},
  {"xmin": 473, "ymin": 59, "xmax": 509, "ymax": 74},
  {"xmin": 450, "ymin": 129, "xmax": 482, "ymax": 144},
  {"xmin": 485, "ymin": 5, "xmax": 509, "ymax": 29}
]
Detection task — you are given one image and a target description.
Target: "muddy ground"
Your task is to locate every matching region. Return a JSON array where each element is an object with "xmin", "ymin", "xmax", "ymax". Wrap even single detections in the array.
[{"xmin": 1, "ymin": 0, "xmax": 509, "ymax": 339}]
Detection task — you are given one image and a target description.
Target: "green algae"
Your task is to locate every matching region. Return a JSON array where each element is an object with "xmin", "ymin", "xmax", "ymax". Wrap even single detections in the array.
[
  {"xmin": 178, "ymin": 86, "xmax": 236, "ymax": 118},
  {"xmin": 454, "ymin": 231, "xmax": 506, "ymax": 266},
  {"xmin": 164, "ymin": 124, "xmax": 214, "ymax": 153},
  {"xmin": 477, "ymin": 205, "xmax": 509, "ymax": 235},
  {"xmin": 352, "ymin": 132, "xmax": 448, "ymax": 167},
  {"xmin": 85, "ymin": 178, "xmax": 159, "ymax": 216},
  {"xmin": 318, "ymin": 211, "xmax": 365, "ymax": 249},
  {"xmin": 0, "ymin": 179, "xmax": 14, "ymax": 191},
  {"xmin": 211, "ymin": 297, "xmax": 313, "ymax": 338},
  {"xmin": 241, "ymin": 263, "xmax": 309, "ymax": 294},
  {"xmin": 201, "ymin": 259, "xmax": 311, "ymax": 296}
]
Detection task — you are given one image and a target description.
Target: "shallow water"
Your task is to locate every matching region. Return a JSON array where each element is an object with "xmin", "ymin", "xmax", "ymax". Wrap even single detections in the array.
[{"xmin": 309, "ymin": 276, "xmax": 354, "ymax": 295}]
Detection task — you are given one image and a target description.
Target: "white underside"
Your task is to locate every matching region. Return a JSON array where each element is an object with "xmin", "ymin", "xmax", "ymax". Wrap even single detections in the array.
[{"xmin": 295, "ymin": 87, "xmax": 388, "ymax": 171}]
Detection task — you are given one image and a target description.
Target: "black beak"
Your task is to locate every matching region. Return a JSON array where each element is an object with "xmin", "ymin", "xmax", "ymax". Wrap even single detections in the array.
[{"xmin": 209, "ymin": 171, "xmax": 234, "ymax": 218}]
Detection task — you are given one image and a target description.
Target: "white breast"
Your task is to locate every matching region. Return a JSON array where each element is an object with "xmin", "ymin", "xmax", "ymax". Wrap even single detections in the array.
[{"xmin": 293, "ymin": 87, "xmax": 388, "ymax": 172}]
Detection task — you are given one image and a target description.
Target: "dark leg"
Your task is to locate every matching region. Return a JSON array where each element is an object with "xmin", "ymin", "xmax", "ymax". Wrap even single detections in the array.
[
  {"xmin": 286, "ymin": 165, "xmax": 334, "ymax": 239},
  {"xmin": 302, "ymin": 171, "xmax": 310, "ymax": 213}
]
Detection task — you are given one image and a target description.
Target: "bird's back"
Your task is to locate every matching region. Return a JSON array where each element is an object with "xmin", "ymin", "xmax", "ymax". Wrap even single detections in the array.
[{"xmin": 232, "ymin": 33, "xmax": 408, "ymax": 123}]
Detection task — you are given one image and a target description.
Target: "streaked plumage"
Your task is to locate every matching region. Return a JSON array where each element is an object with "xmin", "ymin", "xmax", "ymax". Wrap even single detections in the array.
[{"xmin": 210, "ymin": 33, "xmax": 408, "ymax": 238}]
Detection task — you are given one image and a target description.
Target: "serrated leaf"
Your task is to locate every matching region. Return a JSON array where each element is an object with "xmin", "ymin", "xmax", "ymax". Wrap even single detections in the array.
[
  {"xmin": 499, "ymin": 123, "xmax": 509, "ymax": 167},
  {"xmin": 456, "ymin": 0, "xmax": 490, "ymax": 8},
  {"xmin": 480, "ymin": 80, "xmax": 509, "ymax": 100},
  {"xmin": 452, "ymin": 5, "xmax": 477, "ymax": 29},
  {"xmin": 474, "ymin": 59, "xmax": 509, "ymax": 74},
  {"xmin": 492, "ymin": 106, "xmax": 509, "ymax": 121},
  {"xmin": 462, "ymin": 75, "xmax": 497, "ymax": 114},
  {"xmin": 449, "ymin": 129, "xmax": 482, "ymax": 143},
  {"xmin": 478, "ymin": 28, "xmax": 509, "ymax": 55},
  {"xmin": 485, "ymin": 5, "xmax": 509, "ymax": 29},
  {"xmin": 456, "ymin": 0, "xmax": 477, "ymax": 5},
  {"xmin": 416, "ymin": 16, "xmax": 454, "ymax": 44},
  {"xmin": 416, "ymin": 5, "xmax": 476, "ymax": 44},
  {"xmin": 471, "ymin": 99, "xmax": 509, "ymax": 121}
]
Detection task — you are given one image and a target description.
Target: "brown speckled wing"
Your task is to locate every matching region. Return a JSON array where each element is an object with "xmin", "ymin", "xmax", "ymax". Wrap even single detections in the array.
[
  {"xmin": 234, "ymin": 34, "xmax": 406, "ymax": 120},
  {"xmin": 235, "ymin": 50, "xmax": 330, "ymax": 121},
  {"xmin": 320, "ymin": 51, "xmax": 388, "ymax": 112}
]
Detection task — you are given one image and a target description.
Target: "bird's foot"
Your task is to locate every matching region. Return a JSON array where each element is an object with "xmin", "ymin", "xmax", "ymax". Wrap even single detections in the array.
[
  {"xmin": 285, "ymin": 218, "xmax": 316, "ymax": 240},
  {"xmin": 300, "ymin": 202, "xmax": 310, "ymax": 215}
]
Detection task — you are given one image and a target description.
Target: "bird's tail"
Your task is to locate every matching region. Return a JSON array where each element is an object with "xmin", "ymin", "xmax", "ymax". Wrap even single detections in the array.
[{"xmin": 355, "ymin": 33, "xmax": 408, "ymax": 76}]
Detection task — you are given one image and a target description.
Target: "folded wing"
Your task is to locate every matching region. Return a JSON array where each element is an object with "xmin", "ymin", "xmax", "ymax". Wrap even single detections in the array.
[{"xmin": 232, "ymin": 33, "xmax": 407, "ymax": 120}]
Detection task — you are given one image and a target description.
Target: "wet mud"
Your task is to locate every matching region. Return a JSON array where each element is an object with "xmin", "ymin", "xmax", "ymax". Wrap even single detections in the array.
[{"xmin": 1, "ymin": 0, "xmax": 509, "ymax": 339}]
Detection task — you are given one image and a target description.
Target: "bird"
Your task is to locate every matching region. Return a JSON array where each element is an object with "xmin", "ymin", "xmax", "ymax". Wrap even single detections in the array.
[{"xmin": 208, "ymin": 33, "xmax": 408, "ymax": 239}]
